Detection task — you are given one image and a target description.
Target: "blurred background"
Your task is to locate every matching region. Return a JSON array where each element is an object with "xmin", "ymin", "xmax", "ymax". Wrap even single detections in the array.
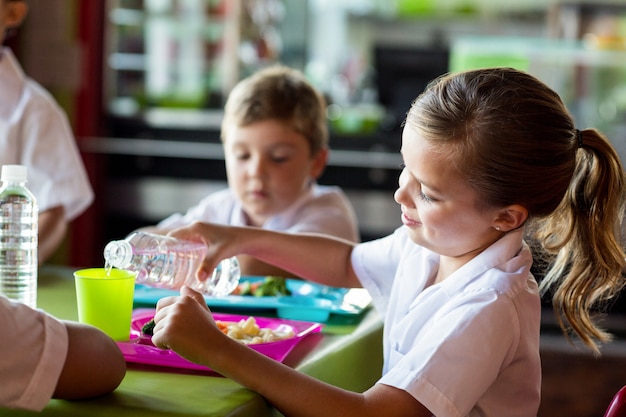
[{"xmin": 11, "ymin": 0, "xmax": 626, "ymax": 266}]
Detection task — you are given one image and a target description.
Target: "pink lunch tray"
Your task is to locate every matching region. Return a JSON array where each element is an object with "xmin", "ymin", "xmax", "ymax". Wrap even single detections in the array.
[{"xmin": 116, "ymin": 309, "xmax": 322, "ymax": 373}]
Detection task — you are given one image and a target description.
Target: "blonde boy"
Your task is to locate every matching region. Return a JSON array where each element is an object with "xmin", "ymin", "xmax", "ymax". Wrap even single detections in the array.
[{"xmin": 143, "ymin": 65, "xmax": 359, "ymax": 277}]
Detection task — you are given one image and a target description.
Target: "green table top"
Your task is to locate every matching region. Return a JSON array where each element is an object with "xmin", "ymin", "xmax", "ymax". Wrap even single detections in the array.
[{"xmin": 1, "ymin": 265, "xmax": 383, "ymax": 416}]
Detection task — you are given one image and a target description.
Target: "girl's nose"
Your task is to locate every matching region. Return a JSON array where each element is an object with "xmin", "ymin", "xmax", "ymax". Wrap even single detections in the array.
[
  {"xmin": 394, "ymin": 170, "xmax": 411, "ymax": 207},
  {"xmin": 393, "ymin": 186, "xmax": 406, "ymax": 206}
]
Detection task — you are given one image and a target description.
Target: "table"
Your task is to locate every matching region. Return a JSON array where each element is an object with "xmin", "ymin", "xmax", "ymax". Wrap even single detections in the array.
[{"xmin": 0, "ymin": 265, "xmax": 383, "ymax": 416}]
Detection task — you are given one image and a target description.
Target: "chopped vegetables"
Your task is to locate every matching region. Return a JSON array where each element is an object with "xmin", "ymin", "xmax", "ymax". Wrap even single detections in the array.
[{"xmin": 234, "ymin": 276, "xmax": 292, "ymax": 297}]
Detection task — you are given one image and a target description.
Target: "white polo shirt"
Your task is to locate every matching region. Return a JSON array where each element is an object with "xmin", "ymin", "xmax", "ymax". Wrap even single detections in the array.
[
  {"xmin": 157, "ymin": 183, "xmax": 360, "ymax": 242},
  {"xmin": 0, "ymin": 47, "xmax": 93, "ymax": 220},
  {"xmin": 352, "ymin": 227, "xmax": 541, "ymax": 417}
]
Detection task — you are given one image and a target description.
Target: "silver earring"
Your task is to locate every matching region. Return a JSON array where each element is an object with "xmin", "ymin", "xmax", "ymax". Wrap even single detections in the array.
[{"xmin": 495, "ymin": 226, "xmax": 501, "ymax": 231}]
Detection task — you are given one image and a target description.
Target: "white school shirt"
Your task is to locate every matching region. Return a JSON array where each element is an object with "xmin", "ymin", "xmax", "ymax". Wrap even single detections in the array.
[
  {"xmin": 352, "ymin": 227, "xmax": 541, "ymax": 417},
  {"xmin": 0, "ymin": 297, "xmax": 68, "ymax": 411},
  {"xmin": 157, "ymin": 183, "xmax": 360, "ymax": 242},
  {"xmin": 0, "ymin": 48, "xmax": 94, "ymax": 220}
]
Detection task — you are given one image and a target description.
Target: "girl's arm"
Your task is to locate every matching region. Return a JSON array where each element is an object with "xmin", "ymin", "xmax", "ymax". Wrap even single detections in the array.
[
  {"xmin": 152, "ymin": 287, "xmax": 431, "ymax": 417},
  {"xmin": 234, "ymin": 254, "xmax": 309, "ymax": 279},
  {"xmin": 169, "ymin": 222, "xmax": 362, "ymax": 289}
]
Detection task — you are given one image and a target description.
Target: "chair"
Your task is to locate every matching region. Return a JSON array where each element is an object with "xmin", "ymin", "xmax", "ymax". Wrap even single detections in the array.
[{"xmin": 604, "ymin": 385, "xmax": 626, "ymax": 417}]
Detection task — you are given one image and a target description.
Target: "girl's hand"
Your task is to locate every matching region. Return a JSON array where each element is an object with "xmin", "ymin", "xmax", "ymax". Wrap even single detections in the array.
[
  {"xmin": 168, "ymin": 222, "xmax": 242, "ymax": 282},
  {"xmin": 151, "ymin": 286, "xmax": 227, "ymax": 366}
]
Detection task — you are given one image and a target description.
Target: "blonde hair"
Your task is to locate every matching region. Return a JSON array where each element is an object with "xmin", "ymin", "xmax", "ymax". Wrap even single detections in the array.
[
  {"xmin": 221, "ymin": 65, "xmax": 328, "ymax": 156},
  {"xmin": 407, "ymin": 67, "xmax": 626, "ymax": 355}
]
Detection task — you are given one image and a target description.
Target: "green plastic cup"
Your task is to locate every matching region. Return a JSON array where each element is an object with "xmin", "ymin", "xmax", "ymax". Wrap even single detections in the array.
[{"xmin": 74, "ymin": 268, "xmax": 136, "ymax": 341}]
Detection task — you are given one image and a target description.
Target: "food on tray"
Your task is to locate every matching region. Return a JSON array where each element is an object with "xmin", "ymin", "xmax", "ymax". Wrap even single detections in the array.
[
  {"xmin": 139, "ymin": 315, "xmax": 294, "ymax": 345},
  {"xmin": 142, "ymin": 318, "xmax": 156, "ymax": 336},
  {"xmin": 217, "ymin": 316, "xmax": 295, "ymax": 344},
  {"xmin": 233, "ymin": 276, "xmax": 292, "ymax": 297}
]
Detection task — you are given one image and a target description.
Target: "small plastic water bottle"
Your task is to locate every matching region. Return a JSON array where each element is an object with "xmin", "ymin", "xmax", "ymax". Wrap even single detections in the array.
[
  {"xmin": 103, "ymin": 231, "xmax": 240, "ymax": 297},
  {"xmin": 0, "ymin": 165, "xmax": 38, "ymax": 308}
]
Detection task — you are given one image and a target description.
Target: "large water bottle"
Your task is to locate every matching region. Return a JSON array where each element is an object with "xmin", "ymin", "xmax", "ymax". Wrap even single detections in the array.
[
  {"xmin": 103, "ymin": 231, "xmax": 240, "ymax": 297},
  {"xmin": 0, "ymin": 165, "xmax": 38, "ymax": 308}
]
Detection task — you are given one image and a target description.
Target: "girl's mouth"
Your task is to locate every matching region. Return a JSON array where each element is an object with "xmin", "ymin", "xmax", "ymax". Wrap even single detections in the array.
[{"xmin": 401, "ymin": 212, "xmax": 420, "ymax": 227}]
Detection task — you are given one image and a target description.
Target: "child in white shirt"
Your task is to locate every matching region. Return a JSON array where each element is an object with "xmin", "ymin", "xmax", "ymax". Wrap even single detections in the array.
[
  {"xmin": 151, "ymin": 68, "xmax": 626, "ymax": 416},
  {"xmin": 141, "ymin": 65, "xmax": 359, "ymax": 278},
  {"xmin": 0, "ymin": 0, "xmax": 94, "ymax": 263}
]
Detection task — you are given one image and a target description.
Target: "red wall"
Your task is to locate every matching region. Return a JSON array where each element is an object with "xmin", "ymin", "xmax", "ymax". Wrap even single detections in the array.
[{"xmin": 70, "ymin": 1, "xmax": 106, "ymax": 267}]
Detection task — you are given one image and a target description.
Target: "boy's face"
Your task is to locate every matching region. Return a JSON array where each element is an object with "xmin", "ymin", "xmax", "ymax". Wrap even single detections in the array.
[
  {"xmin": 223, "ymin": 119, "xmax": 327, "ymax": 227},
  {"xmin": 0, "ymin": 0, "xmax": 27, "ymax": 46}
]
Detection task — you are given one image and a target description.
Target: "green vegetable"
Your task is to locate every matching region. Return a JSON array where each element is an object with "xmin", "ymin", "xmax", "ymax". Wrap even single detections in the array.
[
  {"xmin": 254, "ymin": 276, "xmax": 291, "ymax": 297},
  {"xmin": 235, "ymin": 276, "xmax": 292, "ymax": 297},
  {"xmin": 237, "ymin": 281, "xmax": 253, "ymax": 296},
  {"xmin": 142, "ymin": 318, "xmax": 156, "ymax": 336}
]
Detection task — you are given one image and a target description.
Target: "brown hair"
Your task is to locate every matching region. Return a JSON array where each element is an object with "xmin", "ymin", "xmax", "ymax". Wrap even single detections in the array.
[
  {"xmin": 221, "ymin": 65, "xmax": 328, "ymax": 156},
  {"xmin": 407, "ymin": 67, "xmax": 626, "ymax": 355}
]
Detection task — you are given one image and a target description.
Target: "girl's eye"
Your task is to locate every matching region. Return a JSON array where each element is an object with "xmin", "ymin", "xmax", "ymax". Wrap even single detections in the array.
[{"xmin": 418, "ymin": 190, "xmax": 435, "ymax": 203}]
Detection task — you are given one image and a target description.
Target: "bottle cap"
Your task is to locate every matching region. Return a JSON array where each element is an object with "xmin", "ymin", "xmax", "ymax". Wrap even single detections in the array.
[
  {"xmin": 103, "ymin": 240, "xmax": 133, "ymax": 269},
  {"xmin": 1, "ymin": 165, "xmax": 27, "ymax": 182}
]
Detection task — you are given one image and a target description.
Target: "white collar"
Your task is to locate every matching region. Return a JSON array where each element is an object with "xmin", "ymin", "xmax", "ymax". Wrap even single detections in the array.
[
  {"xmin": 230, "ymin": 182, "xmax": 318, "ymax": 229},
  {"xmin": 439, "ymin": 228, "xmax": 529, "ymax": 293}
]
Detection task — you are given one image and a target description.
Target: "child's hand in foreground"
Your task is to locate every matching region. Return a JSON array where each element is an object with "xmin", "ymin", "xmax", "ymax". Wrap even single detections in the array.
[{"xmin": 152, "ymin": 286, "xmax": 227, "ymax": 366}]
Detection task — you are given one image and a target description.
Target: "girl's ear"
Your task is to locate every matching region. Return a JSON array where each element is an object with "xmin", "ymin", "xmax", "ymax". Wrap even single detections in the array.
[
  {"xmin": 493, "ymin": 204, "xmax": 528, "ymax": 232},
  {"xmin": 309, "ymin": 147, "xmax": 328, "ymax": 179},
  {"xmin": 5, "ymin": 1, "xmax": 28, "ymax": 29}
]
